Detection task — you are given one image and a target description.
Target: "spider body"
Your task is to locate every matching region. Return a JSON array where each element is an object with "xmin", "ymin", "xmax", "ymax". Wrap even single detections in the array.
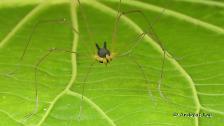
[{"xmin": 95, "ymin": 41, "xmax": 112, "ymax": 64}]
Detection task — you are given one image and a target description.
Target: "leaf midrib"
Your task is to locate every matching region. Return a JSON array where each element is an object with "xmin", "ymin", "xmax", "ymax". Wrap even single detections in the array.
[
  {"xmin": 36, "ymin": 1, "xmax": 78, "ymax": 125},
  {"xmin": 36, "ymin": 1, "xmax": 117, "ymax": 126}
]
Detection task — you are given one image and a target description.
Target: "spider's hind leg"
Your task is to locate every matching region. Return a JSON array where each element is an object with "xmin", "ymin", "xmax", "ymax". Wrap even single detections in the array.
[{"xmin": 127, "ymin": 54, "xmax": 157, "ymax": 105}]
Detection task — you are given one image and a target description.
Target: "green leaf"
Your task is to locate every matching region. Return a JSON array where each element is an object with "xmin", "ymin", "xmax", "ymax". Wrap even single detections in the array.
[{"xmin": 0, "ymin": 0, "xmax": 223, "ymax": 126}]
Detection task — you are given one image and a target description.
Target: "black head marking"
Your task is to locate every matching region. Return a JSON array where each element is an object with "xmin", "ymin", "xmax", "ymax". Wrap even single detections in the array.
[
  {"xmin": 103, "ymin": 41, "xmax": 107, "ymax": 49},
  {"xmin": 96, "ymin": 43, "xmax": 100, "ymax": 51},
  {"xmin": 96, "ymin": 41, "xmax": 111, "ymax": 58}
]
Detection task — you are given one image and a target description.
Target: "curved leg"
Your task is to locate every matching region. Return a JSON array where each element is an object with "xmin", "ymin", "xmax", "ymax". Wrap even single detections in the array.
[
  {"xmin": 127, "ymin": 54, "xmax": 156, "ymax": 105},
  {"xmin": 111, "ymin": 1, "xmax": 166, "ymax": 53},
  {"xmin": 78, "ymin": 61, "xmax": 96, "ymax": 121},
  {"xmin": 75, "ymin": 0, "xmax": 96, "ymax": 54},
  {"xmin": 7, "ymin": 18, "xmax": 79, "ymax": 76},
  {"xmin": 111, "ymin": 1, "xmax": 170, "ymax": 100},
  {"xmin": 23, "ymin": 48, "xmax": 76, "ymax": 121}
]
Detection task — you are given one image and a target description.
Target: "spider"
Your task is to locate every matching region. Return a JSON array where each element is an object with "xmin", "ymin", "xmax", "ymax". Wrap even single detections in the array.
[
  {"xmin": 95, "ymin": 41, "xmax": 113, "ymax": 64},
  {"xmin": 1, "ymin": 0, "xmax": 174, "ymax": 124}
]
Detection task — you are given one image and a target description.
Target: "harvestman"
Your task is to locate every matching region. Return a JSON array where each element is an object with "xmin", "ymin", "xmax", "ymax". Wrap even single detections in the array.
[
  {"xmin": 76, "ymin": 0, "xmax": 172, "ymax": 119},
  {"xmin": 8, "ymin": 0, "xmax": 174, "ymax": 121}
]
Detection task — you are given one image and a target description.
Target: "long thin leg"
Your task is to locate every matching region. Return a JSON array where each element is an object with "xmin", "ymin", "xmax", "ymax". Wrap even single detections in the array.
[
  {"xmin": 76, "ymin": 0, "xmax": 93, "ymax": 40},
  {"xmin": 113, "ymin": 9, "xmax": 166, "ymax": 53},
  {"xmin": 127, "ymin": 54, "xmax": 156, "ymax": 105},
  {"xmin": 114, "ymin": 9, "xmax": 181, "ymax": 60},
  {"xmin": 158, "ymin": 51, "xmax": 166, "ymax": 100},
  {"xmin": 78, "ymin": 61, "xmax": 95, "ymax": 120},
  {"xmin": 8, "ymin": 18, "xmax": 79, "ymax": 76},
  {"xmin": 111, "ymin": 2, "xmax": 169, "ymax": 100},
  {"xmin": 23, "ymin": 48, "xmax": 76, "ymax": 121},
  {"xmin": 111, "ymin": 0, "xmax": 121, "ymax": 52},
  {"xmin": 111, "ymin": 0, "xmax": 166, "ymax": 56},
  {"xmin": 118, "ymin": 32, "xmax": 146, "ymax": 57},
  {"xmin": 75, "ymin": 0, "xmax": 95, "ymax": 54}
]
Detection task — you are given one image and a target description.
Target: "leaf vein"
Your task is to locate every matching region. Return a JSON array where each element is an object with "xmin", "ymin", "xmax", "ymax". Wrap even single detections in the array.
[
  {"xmin": 36, "ymin": 1, "xmax": 78, "ymax": 125},
  {"xmin": 66, "ymin": 90, "xmax": 117, "ymax": 126},
  {"xmin": 0, "ymin": 109, "xmax": 24, "ymax": 125},
  {"xmin": 0, "ymin": 1, "xmax": 49, "ymax": 48}
]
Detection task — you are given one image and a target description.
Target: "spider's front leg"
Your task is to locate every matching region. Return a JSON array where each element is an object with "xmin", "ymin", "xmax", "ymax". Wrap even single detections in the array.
[
  {"xmin": 15, "ymin": 16, "xmax": 80, "ymax": 121},
  {"xmin": 7, "ymin": 18, "xmax": 79, "ymax": 77},
  {"xmin": 23, "ymin": 47, "xmax": 77, "ymax": 121},
  {"xmin": 111, "ymin": 2, "xmax": 168, "ymax": 100}
]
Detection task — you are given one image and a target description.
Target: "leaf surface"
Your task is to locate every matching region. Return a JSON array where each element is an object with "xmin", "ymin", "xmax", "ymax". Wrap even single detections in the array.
[{"xmin": 0, "ymin": 0, "xmax": 223, "ymax": 126}]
